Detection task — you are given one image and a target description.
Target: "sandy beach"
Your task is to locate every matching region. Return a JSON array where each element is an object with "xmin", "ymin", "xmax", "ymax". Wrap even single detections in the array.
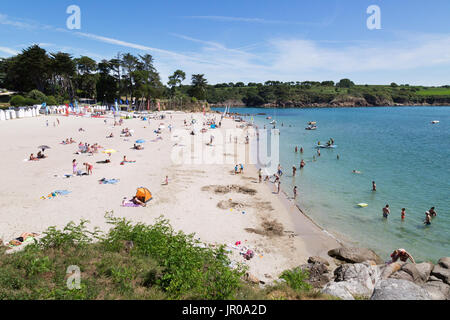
[{"xmin": 0, "ymin": 112, "xmax": 340, "ymax": 282}]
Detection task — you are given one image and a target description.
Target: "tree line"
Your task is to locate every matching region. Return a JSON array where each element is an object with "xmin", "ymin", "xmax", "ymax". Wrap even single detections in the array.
[{"xmin": 1, "ymin": 45, "xmax": 449, "ymax": 108}]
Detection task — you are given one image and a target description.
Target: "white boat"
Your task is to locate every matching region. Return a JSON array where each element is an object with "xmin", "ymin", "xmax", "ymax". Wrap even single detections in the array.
[
  {"xmin": 270, "ymin": 120, "xmax": 276, "ymax": 125},
  {"xmin": 431, "ymin": 120, "xmax": 440, "ymax": 124}
]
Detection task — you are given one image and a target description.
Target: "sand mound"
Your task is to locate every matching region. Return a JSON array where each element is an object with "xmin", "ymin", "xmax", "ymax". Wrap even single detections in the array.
[
  {"xmin": 245, "ymin": 219, "xmax": 284, "ymax": 237},
  {"xmin": 201, "ymin": 184, "xmax": 257, "ymax": 195},
  {"xmin": 217, "ymin": 199, "xmax": 244, "ymax": 210}
]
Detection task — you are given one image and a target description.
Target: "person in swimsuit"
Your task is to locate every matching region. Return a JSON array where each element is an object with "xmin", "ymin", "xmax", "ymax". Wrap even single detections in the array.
[
  {"xmin": 372, "ymin": 181, "xmax": 376, "ymax": 191},
  {"xmin": 390, "ymin": 248, "xmax": 415, "ymax": 263},
  {"xmin": 401, "ymin": 208, "xmax": 406, "ymax": 221},
  {"xmin": 429, "ymin": 207, "xmax": 437, "ymax": 217},
  {"xmin": 72, "ymin": 159, "xmax": 77, "ymax": 174},
  {"xmin": 258, "ymin": 168, "xmax": 262, "ymax": 183},
  {"xmin": 292, "ymin": 166, "xmax": 297, "ymax": 176},
  {"xmin": 29, "ymin": 154, "xmax": 38, "ymax": 161},
  {"xmin": 300, "ymin": 147, "xmax": 304, "ymax": 154},
  {"xmin": 293, "ymin": 186, "xmax": 298, "ymax": 199},
  {"xmin": 382, "ymin": 204, "xmax": 390, "ymax": 218},
  {"xmin": 300, "ymin": 159, "xmax": 305, "ymax": 169},
  {"xmin": 83, "ymin": 163, "xmax": 93, "ymax": 175},
  {"xmin": 424, "ymin": 212, "xmax": 432, "ymax": 225}
]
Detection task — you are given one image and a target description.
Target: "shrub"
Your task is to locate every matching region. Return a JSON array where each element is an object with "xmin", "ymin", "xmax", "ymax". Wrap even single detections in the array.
[
  {"xmin": 27, "ymin": 89, "xmax": 47, "ymax": 103},
  {"xmin": 280, "ymin": 268, "xmax": 312, "ymax": 292},
  {"xmin": 9, "ymin": 95, "xmax": 26, "ymax": 106}
]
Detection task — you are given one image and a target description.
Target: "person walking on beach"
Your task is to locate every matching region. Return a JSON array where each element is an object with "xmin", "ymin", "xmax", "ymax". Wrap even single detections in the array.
[
  {"xmin": 401, "ymin": 208, "xmax": 406, "ymax": 221},
  {"xmin": 258, "ymin": 168, "xmax": 262, "ymax": 183},
  {"xmin": 293, "ymin": 186, "xmax": 298, "ymax": 200},
  {"xmin": 382, "ymin": 204, "xmax": 390, "ymax": 218},
  {"xmin": 239, "ymin": 163, "xmax": 244, "ymax": 174},
  {"xmin": 57, "ymin": 118, "xmax": 60, "ymax": 126},
  {"xmin": 46, "ymin": 120, "xmax": 48, "ymax": 127},
  {"xmin": 372, "ymin": 181, "xmax": 377, "ymax": 191},
  {"xmin": 277, "ymin": 180, "xmax": 281, "ymax": 194},
  {"xmin": 234, "ymin": 164, "xmax": 239, "ymax": 174}
]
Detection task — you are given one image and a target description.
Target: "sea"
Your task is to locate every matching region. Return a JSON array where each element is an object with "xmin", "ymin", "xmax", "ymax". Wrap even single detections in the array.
[{"xmin": 212, "ymin": 106, "xmax": 450, "ymax": 262}]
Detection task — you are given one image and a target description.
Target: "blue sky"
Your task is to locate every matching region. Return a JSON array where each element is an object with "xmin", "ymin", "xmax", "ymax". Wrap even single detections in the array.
[{"xmin": 1, "ymin": 0, "xmax": 450, "ymax": 85}]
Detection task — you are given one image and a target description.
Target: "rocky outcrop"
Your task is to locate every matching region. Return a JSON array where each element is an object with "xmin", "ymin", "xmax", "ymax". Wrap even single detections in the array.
[
  {"xmin": 321, "ymin": 282, "xmax": 355, "ymax": 300},
  {"xmin": 328, "ymin": 247, "xmax": 384, "ymax": 265},
  {"xmin": 330, "ymin": 262, "xmax": 381, "ymax": 298},
  {"xmin": 370, "ymin": 279, "xmax": 432, "ymax": 300},
  {"xmin": 390, "ymin": 262, "xmax": 433, "ymax": 285},
  {"xmin": 299, "ymin": 260, "xmax": 333, "ymax": 288},
  {"xmin": 308, "ymin": 256, "xmax": 330, "ymax": 266},
  {"xmin": 422, "ymin": 280, "xmax": 450, "ymax": 300}
]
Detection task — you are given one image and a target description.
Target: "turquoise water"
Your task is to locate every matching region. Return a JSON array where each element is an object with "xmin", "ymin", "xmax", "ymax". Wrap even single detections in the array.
[{"xmin": 213, "ymin": 106, "xmax": 450, "ymax": 262}]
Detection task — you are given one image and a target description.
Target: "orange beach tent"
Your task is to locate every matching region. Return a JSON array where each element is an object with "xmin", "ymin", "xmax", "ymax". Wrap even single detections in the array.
[{"xmin": 135, "ymin": 187, "xmax": 152, "ymax": 203}]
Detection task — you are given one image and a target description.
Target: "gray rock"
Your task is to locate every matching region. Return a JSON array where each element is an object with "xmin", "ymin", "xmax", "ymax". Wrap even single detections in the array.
[
  {"xmin": 370, "ymin": 279, "xmax": 432, "ymax": 300},
  {"xmin": 422, "ymin": 281, "xmax": 450, "ymax": 300},
  {"xmin": 328, "ymin": 247, "xmax": 384, "ymax": 265},
  {"xmin": 438, "ymin": 257, "xmax": 450, "ymax": 269},
  {"xmin": 308, "ymin": 256, "xmax": 330, "ymax": 266},
  {"xmin": 299, "ymin": 263, "xmax": 332, "ymax": 288},
  {"xmin": 381, "ymin": 262, "xmax": 405, "ymax": 279},
  {"xmin": 431, "ymin": 264, "xmax": 450, "ymax": 284},
  {"xmin": 414, "ymin": 262, "xmax": 434, "ymax": 282},
  {"xmin": 390, "ymin": 270, "xmax": 414, "ymax": 282},
  {"xmin": 321, "ymin": 282, "xmax": 355, "ymax": 300},
  {"xmin": 429, "ymin": 275, "xmax": 442, "ymax": 282},
  {"xmin": 333, "ymin": 263, "xmax": 381, "ymax": 298}
]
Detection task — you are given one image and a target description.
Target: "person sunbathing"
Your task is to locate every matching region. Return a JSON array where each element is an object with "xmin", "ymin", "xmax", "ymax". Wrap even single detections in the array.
[
  {"xmin": 108, "ymin": 133, "xmax": 114, "ymax": 138},
  {"xmin": 133, "ymin": 144, "xmax": 143, "ymax": 150},
  {"xmin": 70, "ymin": 138, "xmax": 75, "ymax": 144},
  {"xmin": 7, "ymin": 232, "xmax": 39, "ymax": 247},
  {"xmin": 29, "ymin": 153, "xmax": 38, "ymax": 161},
  {"xmin": 131, "ymin": 196, "xmax": 146, "ymax": 207}
]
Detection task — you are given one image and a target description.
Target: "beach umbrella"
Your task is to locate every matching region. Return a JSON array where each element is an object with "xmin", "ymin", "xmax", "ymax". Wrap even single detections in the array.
[
  {"xmin": 135, "ymin": 139, "xmax": 146, "ymax": 143},
  {"xmin": 38, "ymin": 145, "xmax": 51, "ymax": 151}
]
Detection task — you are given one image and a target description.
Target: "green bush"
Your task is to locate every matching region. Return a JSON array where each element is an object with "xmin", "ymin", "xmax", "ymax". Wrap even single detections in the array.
[
  {"xmin": 27, "ymin": 90, "xmax": 47, "ymax": 103},
  {"xmin": 9, "ymin": 95, "xmax": 26, "ymax": 106},
  {"xmin": 280, "ymin": 268, "xmax": 313, "ymax": 292}
]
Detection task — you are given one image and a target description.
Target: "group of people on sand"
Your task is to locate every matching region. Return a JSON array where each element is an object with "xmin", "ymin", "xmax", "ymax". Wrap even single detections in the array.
[
  {"xmin": 121, "ymin": 128, "xmax": 132, "ymax": 137},
  {"xmin": 61, "ymin": 138, "xmax": 75, "ymax": 145},
  {"xmin": 77, "ymin": 142, "xmax": 100, "ymax": 154},
  {"xmin": 382, "ymin": 204, "xmax": 437, "ymax": 225},
  {"xmin": 234, "ymin": 164, "xmax": 244, "ymax": 174},
  {"xmin": 29, "ymin": 151, "xmax": 47, "ymax": 161},
  {"xmin": 72, "ymin": 159, "xmax": 93, "ymax": 175}
]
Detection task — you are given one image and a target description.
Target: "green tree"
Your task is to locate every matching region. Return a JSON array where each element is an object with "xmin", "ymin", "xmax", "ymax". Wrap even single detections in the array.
[{"xmin": 189, "ymin": 74, "xmax": 208, "ymax": 100}]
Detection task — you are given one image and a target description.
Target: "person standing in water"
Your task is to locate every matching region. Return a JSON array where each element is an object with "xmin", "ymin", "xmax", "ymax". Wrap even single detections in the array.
[
  {"xmin": 429, "ymin": 207, "xmax": 437, "ymax": 217},
  {"xmin": 292, "ymin": 166, "xmax": 297, "ymax": 177},
  {"xmin": 293, "ymin": 186, "xmax": 298, "ymax": 200},
  {"xmin": 317, "ymin": 149, "xmax": 321, "ymax": 157},
  {"xmin": 300, "ymin": 147, "xmax": 304, "ymax": 154},
  {"xmin": 295, "ymin": 146, "xmax": 298, "ymax": 153},
  {"xmin": 372, "ymin": 181, "xmax": 377, "ymax": 191},
  {"xmin": 300, "ymin": 159, "xmax": 305, "ymax": 169},
  {"xmin": 424, "ymin": 212, "xmax": 431, "ymax": 225},
  {"xmin": 277, "ymin": 180, "xmax": 281, "ymax": 194},
  {"xmin": 401, "ymin": 208, "xmax": 406, "ymax": 221},
  {"xmin": 382, "ymin": 204, "xmax": 390, "ymax": 218}
]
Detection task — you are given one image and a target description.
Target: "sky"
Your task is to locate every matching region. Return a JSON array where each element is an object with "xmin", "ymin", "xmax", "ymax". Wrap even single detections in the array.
[{"xmin": 1, "ymin": 0, "xmax": 450, "ymax": 86}]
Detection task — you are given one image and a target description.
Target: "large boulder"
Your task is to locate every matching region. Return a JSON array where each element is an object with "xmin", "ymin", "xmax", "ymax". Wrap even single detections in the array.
[
  {"xmin": 321, "ymin": 282, "xmax": 355, "ymax": 300},
  {"xmin": 431, "ymin": 264, "xmax": 450, "ymax": 284},
  {"xmin": 422, "ymin": 280, "xmax": 450, "ymax": 300},
  {"xmin": 332, "ymin": 262, "xmax": 382, "ymax": 298},
  {"xmin": 380, "ymin": 262, "xmax": 405, "ymax": 279},
  {"xmin": 370, "ymin": 279, "xmax": 432, "ymax": 300},
  {"xmin": 391, "ymin": 262, "xmax": 433, "ymax": 284},
  {"xmin": 328, "ymin": 247, "xmax": 383, "ymax": 265}
]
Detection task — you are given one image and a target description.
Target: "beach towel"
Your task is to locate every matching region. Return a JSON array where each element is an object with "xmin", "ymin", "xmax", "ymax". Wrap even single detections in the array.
[
  {"xmin": 99, "ymin": 178, "xmax": 120, "ymax": 185},
  {"xmin": 121, "ymin": 202, "xmax": 140, "ymax": 207}
]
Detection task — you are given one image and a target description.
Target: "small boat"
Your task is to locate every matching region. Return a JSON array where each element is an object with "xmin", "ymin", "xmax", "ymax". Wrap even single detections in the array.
[
  {"xmin": 305, "ymin": 126, "xmax": 317, "ymax": 130},
  {"xmin": 270, "ymin": 120, "xmax": 276, "ymax": 125},
  {"xmin": 431, "ymin": 120, "xmax": 440, "ymax": 124},
  {"xmin": 357, "ymin": 203, "xmax": 368, "ymax": 208}
]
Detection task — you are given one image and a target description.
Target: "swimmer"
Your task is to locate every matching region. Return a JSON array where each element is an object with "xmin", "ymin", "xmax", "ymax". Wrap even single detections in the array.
[{"xmin": 382, "ymin": 204, "xmax": 390, "ymax": 218}]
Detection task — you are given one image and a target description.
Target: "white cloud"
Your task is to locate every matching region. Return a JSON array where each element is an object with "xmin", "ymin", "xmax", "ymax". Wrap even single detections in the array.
[{"xmin": 0, "ymin": 46, "xmax": 18, "ymax": 56}]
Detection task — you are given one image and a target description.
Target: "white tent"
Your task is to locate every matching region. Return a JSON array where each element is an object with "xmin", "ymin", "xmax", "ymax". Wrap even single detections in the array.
[{"xmin": 0, "ymin": 109, "xmax": 5, "ymax": 121}]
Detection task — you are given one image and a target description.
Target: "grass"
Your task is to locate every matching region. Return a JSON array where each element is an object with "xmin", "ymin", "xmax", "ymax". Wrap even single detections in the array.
[
  {"xmin": 416, "ymin": 88, "xmax": 450, "ymax": 96},
  {"xmin": 0, "ymin": 213, "xmax": 332, "ymax": 300}
]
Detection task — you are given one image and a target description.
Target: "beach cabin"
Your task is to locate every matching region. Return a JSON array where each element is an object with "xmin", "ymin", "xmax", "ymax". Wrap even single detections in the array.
[
  {"xmin": 25, "ymin": 108, "xmax": 32, "ymax": 117},
  {"xmin": 31, "ymin": 108, "xmax": 36, "ymax": 117},
  {"xmin": 5, "ymin": 109, "xmax": 10, "ymax": 120},
  {"xmin": 9, "ymin": 109, "xmax": 16, "ymax": 119},
  {"xmin": 17, "ymin": 108, "xmax": 25, "ymax": 118},
  {"xmin": 0, "ymin": 109, "xmax": 5, "ymax": 121}
]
